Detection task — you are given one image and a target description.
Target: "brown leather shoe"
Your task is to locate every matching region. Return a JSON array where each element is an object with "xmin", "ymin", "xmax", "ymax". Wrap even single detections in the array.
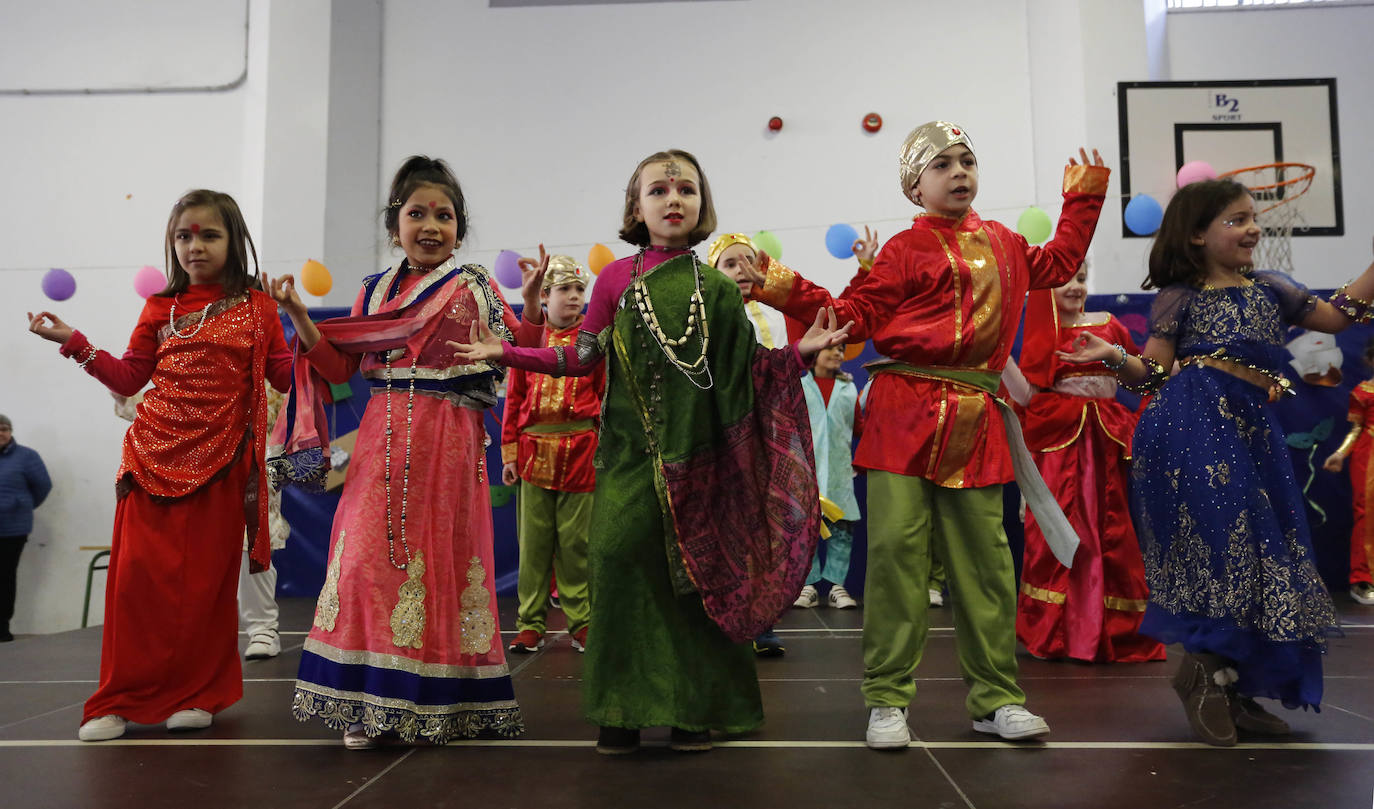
[
  {"xmin": 1230, "ymin": 694, "xmax": 1291, "ymax": 735},
  {"xmin": 1171, "ymin": 653, "xmax": 1237, "ymax": 747}
]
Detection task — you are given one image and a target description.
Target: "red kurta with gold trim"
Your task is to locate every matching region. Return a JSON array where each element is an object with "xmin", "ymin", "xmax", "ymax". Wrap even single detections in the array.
[
  {"xmin": 500, "ymin": 315, "xmax": 605, "ymax": 493},
  {"xmin": 753, "ymin": 165, "xmax": 1109, "ymax": 488}
]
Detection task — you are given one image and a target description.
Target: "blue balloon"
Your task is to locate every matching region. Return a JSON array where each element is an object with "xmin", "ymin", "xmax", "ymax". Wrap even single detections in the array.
[
  {"xmin": 825, "ymin": 223, "xmax": 859, "ymax": 259},
  {"xmin": 1124, "ymin": 194, "xmax": 1163, "ymax": 236}
]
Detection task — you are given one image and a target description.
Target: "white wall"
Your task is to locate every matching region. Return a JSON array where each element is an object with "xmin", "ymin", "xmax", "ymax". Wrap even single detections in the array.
[{"xmin": 2, "ymin": 0, "xmax": 1369, "ymax": 634}]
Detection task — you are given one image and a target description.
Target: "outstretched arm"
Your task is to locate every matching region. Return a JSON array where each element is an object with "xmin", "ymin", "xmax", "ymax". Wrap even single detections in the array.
[
  {"xmin": 1300, "ymin": 237, "xmax": 1374, "ymax": 333},
  {"xmin": 1058, "ymin": 331, "xmax": 1175, "ymax": 391}
]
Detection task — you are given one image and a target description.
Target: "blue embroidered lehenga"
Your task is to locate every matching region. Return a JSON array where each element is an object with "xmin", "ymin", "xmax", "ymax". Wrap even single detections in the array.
[{"xmin": 1131, "ymin": 270, "xmax": 1337, "ymax": 709}]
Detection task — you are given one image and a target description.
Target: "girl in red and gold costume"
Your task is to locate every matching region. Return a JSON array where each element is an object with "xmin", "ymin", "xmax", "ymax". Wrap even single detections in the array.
[
  {"xmin": 27, "ymin": 190, "xmax": 292, "ymax": 742},
  {"xmin": 1322, "ymin": 337, "xmax": 1374, "ymax": 606},
  {"xmin": 269, "ymin": 156, "xmax": 527, "ymax": 749},
  {"xmin": 1014, "ymin": 262, "xmax": 1166, "ymax": 663}
]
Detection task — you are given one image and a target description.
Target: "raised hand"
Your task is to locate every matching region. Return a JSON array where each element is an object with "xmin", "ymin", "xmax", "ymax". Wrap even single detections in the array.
[
  {"xmin": 1067, "ymin": 147, "xmax": 1106, "ymax": 168},
  {"xmin": 1056, "ymin": 331, "xmax": 1115, "ymax": 365},
  {"xmin": 447, "ymin": 319, "xmax": 506, "ymax": 364},
  {"xmin": 518, "ymin": 244, "xmax": 549, "ymax": 313},
  {"xmin": 735, "ymin": 249, "xmax": 768, "ymax": 290},
  {"xmin": 796, "ymin": 306, "xmax": 854, "ymax": 360},
  {"xmin": 27, "ymin": 311, "xmax": 73, "ymax": 344},
  {"xmin": 853, "ymin": 226, "xmax": 880, "ymax": 265},
  {"xmin": 264, "ymin": 273, "xmax": 307, "ymax": 317}
]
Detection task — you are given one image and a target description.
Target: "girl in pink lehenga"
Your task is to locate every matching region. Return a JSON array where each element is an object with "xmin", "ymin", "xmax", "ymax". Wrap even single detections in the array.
[{"xmin": 269, "ymin": 156, "xmax": 538, "ymax": 748}]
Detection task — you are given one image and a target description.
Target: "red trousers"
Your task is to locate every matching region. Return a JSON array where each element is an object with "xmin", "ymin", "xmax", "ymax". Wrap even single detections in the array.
[{"xmin": 82, "ymin": 454, "xmax": 247, "ymax": 724}]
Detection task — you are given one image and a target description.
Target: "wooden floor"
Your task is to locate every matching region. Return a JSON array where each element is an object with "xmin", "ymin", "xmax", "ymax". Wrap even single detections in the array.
[{"xmin": 2, "ymin": 596, "xmax": 1373, "ymax": 809}]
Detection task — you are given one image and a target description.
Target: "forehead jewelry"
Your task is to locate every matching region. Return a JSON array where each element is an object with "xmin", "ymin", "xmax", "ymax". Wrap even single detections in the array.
[{"xmin": 663, "ymin": 160, "xmax": 682, "ymax": 178}]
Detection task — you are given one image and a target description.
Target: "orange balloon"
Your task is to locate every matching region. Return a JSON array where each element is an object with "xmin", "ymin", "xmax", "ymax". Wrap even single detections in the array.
[
  {"xmin": 588, "ymin": 243, "xmax": 615, "ymax": 275},
  {"xmin": 843, "ymin": 341, "xmax": 866, "ymax": 361},
  {"xmin": 300, "ymin": 259, "xmax": 332, "ymax": 296}
]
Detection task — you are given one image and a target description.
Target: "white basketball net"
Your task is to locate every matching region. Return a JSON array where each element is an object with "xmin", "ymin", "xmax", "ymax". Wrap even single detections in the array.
[{"xmin": 1218, "ymin": 163, "xmax": 1315, "ymax": 274}]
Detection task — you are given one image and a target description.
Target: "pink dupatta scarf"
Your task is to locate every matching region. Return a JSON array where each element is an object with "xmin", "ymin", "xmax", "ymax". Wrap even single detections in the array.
[{"xmin": 269, "ymin": 259, "xmax": 511, "ymax": 490}]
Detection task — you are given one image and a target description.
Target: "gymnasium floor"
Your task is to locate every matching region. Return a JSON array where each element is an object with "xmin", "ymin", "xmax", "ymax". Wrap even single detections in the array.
[{"xmin": 1, "ymin": 597, "xmax": 1372, "ymax": 809}]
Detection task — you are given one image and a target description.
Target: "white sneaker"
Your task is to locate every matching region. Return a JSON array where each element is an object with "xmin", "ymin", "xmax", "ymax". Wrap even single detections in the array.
[
  {"xmin": 78, "ymin": 714, "xmax": 127, "ymax": 742},
  {"xmin": 244, "ymin": 630, "xmax": 281, "ymax": 660},
  {"xmin": 166, "ymin": 708, "xmax": 213, "ymax": 731},
  {"xmin": 865, "ymin": 706, "xmax": 911, "ymax": 749},
  {"xmin": 794, "ymin": 584, "xmax": 819, "ymax": 608},
  {"xmin": 972, "ymin": 704, "xmax": 1050, "ymax": 740},
  {"xmin": 1351, "ymin": 582, "xmax": 1374, "ymax": 606},
  {"xmin": 928, "ymin": 588, "xmax": 944, "ymax": 607},
  {"xmin": 828, "ymin": 585, "xmax": 858, "ymax": 609},
  {"xmin": 344, "ymin": 722, "xmax": 379, "ymax": 750}
]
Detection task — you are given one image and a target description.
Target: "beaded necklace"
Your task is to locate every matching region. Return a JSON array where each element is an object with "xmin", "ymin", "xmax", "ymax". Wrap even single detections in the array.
[
  {"xmin": 167, "ymin": 296, "xmax": 209, "ymax": 340},
  {"xmin": 382, "ymin": 261, "xmax": 429, "ymax": 570},
  {"xmin": 630, "ymin": 247, "xmax": 713, "ymax": 390}
]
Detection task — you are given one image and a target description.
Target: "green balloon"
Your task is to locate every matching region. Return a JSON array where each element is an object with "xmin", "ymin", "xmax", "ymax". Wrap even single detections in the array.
[
  {"xmin": 752, "ymin": 230, "xmax": 783, "ymax": 260},
  {"xmin": 1016, "ymin": 206, "xmax": 1053, "ymax": 244}
]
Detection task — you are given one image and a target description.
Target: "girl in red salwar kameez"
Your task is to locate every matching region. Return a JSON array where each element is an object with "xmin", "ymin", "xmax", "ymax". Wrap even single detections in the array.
[
  {"xmin": 28, "ymin": 190, "xmax": 291, "ymax": 742},
  {"xmin": 1015, "ymin": 265, "xmax": 1165, "ymax": 663},
  {"xmin": 269, "ymin": 156, "xmax": 526, "ymax": 748}
]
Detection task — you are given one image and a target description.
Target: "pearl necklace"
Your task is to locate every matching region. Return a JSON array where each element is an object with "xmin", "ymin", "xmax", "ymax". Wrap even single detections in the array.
[
  {"xmin": 383, "ymin": 351, "xmax": 416, "ymax": 570},
  {"xmin": 167, "ymin": 296, "xmax": 209, "ymax": 339},
  {"xmin": 631, "ymin": 247, "xmax": 713, "ymax": 390}
]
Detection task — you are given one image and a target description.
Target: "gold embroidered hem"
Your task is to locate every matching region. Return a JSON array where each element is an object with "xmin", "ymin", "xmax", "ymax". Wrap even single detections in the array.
[
  {"xmin": 291, "ymin": 686, "xmax": 523, "ymax": 743},
  {"xmin": 301, "ymin": 637, "xmax": 514, "ymax": 679}
]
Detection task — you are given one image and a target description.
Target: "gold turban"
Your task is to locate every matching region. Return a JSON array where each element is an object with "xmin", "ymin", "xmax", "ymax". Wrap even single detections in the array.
[
  {"xmin": 898, "ymin": 121, "xmax": 975, "ymax": 204},
  {"xmin": 542, "ymin": 254, "xmax": 590, "ymax": 290},
  {"xmin": 707, "ymin": 233, "xmax": 756, "ymax": 268}
]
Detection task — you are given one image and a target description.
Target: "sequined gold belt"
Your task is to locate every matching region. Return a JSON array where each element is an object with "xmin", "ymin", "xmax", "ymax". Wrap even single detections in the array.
[{"xmin": 1182, "ymin": 354, "xmax": 1293, "ymax": 402}]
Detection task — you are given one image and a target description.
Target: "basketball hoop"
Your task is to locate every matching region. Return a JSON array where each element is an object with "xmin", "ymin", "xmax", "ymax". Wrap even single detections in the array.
[{"xmin": 1217, "ymin": 162, "xmax": 1315, "ymax": 274}]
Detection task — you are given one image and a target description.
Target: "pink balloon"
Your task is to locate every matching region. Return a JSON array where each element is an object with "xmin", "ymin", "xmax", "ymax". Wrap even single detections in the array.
[
  {"xmin": 134, "ymin": 265, "xmax": 165, "ymax": 298},
  {"xmin": 1177, "ymin": 160, "xmax": 1218, "ymax": 188}
]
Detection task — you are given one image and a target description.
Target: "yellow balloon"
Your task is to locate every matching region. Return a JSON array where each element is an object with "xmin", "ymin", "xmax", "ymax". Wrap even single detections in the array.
[
  {"xmin": 300, "ymin": 259, "xmax": 333, "ymax": 296},
  {"xmin": 588, "ymin": 243, "xmax": 615, "ymax": 275}
]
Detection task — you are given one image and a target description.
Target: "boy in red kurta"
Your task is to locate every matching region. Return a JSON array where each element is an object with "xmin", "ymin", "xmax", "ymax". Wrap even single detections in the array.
[
  {"xmin": 748, "ymin": 122, "xmax": 1109, "ymax": 748},
  {"xmin": 501, "ymin": 256, "xmax": 606, "ymax": 652}
]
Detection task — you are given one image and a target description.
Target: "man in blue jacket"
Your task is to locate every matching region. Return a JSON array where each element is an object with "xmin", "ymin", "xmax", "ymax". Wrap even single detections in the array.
[{"xmin": 0, "ymin": 415, "xmax": 52, "ymax": 642}]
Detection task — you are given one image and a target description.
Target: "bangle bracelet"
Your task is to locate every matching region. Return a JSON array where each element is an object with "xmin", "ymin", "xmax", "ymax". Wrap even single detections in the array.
[
  {"xmin": 77, "ymin": 346, "xmax": 98, "ymax": 370},
  {"xmin": 1102, "ymin": 343, "xmax": 1128, "ymax": 371}
]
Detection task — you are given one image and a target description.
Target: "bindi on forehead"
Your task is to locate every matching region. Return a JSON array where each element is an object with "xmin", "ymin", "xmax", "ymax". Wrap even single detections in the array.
[{"xmin": 190, "ymin": 223, "xmax": 200, "ymax": 233}]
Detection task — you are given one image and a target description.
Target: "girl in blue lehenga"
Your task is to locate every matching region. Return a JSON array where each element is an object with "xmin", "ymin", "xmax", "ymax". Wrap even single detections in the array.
[{"xmin": 1060, "ymin": 178, "xmax": 1374, "ymax": 746}]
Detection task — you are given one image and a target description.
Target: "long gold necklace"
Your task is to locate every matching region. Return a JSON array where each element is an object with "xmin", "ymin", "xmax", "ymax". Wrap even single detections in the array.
[{"xmin": 630, "ymin": 248, "xmax": 713, "ymax": 389}]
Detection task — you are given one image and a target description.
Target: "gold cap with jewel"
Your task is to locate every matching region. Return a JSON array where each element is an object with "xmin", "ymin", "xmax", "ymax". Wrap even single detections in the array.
[{"xmin": 898, "ymin": 121, "xmax": 974, "ymax": 204}]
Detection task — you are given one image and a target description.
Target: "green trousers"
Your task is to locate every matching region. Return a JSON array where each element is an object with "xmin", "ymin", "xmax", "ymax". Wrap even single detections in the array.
[
  {"xmin": 861, "ymin": 471, "xmax": 1025, "ymax": 718},
  {"xmin": 516, "ymin": 481, "xmax": 592, "ymax": 635}
]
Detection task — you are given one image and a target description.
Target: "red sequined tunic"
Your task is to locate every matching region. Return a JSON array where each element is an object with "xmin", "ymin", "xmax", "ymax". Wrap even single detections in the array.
[{"xmin": 60, "ymin": 284, "xmax": 291, "ymax": 724}]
